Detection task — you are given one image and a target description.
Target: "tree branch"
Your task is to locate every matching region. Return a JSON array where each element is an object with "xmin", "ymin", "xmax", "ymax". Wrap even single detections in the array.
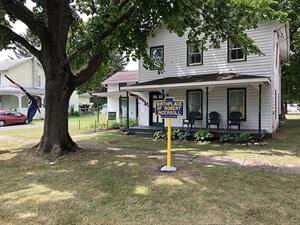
[
  {"xmin": 0, "ymin": 0, "xmax": 49, "ymax": 41},
  {"xmin": 0, "ymin": 25, "xmax": 42, "ymax": 59},
  {"xmin": 67, "ymin": 6, "xmax": 134, "ymax": 63},
  {"xmin": 73, "ymin": 53, "xmax": 103, "ymax": 87}
]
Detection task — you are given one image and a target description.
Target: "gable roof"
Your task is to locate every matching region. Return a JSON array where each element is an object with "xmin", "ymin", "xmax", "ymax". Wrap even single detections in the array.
[
  {"xmin": 103, "ymin": 70, "xmax": 138, "ymax": 84},
  {"xmin": 0, "ymin": 57, "xmax": 33, "ymax": 71}
]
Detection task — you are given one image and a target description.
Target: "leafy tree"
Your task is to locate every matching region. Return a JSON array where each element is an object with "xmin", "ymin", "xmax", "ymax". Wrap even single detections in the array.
[
  {"xmin": 76, "ymin": 53, "xmax": 127, "ymax": 94},
  {"xmin": 0, "ymin": 0, "xmax": 285, "ymax": 158},
  {"xmin": 281, "ymin": 0, "xmax": 300, "ymax": 105},
  {"xmin": 13, "ymin": 28, "xmax": 41, "ymax": 58}
]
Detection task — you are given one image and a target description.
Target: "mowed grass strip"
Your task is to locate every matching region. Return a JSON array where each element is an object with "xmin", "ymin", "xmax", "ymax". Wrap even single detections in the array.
[{"xmin": 0, "ymin": 146, "xmax": 299, "ymax": 225}]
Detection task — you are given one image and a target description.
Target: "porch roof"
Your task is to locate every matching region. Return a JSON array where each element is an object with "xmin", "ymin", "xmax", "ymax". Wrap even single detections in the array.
[{"xmin": 122, "ymin": 73, "xmax": 270, "ymax": 91}]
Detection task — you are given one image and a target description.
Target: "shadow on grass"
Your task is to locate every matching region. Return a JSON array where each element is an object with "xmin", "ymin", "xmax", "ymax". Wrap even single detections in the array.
[{"xmin": 0, "ymin": 141, "xmax": 300, "ymax": 225}]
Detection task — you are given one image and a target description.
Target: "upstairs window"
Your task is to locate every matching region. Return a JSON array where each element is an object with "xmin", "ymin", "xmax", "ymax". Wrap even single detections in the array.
[
  {"xmin": 150, "ymin": 46, "xmax": 164, "ymax": 72},
  {"xmin": 228, "ymin": 40, "xmax": 246, "ymax": 62},
  {"xmin": 187, "ymin": 43, "xmax": 203, "ymax": 66},
  {"xmin": 119, "ymin": 83, "xmax": 127, "ymax": 91}
]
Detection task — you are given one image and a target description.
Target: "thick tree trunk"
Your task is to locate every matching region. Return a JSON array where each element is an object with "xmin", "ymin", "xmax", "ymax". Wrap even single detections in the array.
[{"xmin": 37, "ymin": 66, "xmax": 77, "ymax": 159}]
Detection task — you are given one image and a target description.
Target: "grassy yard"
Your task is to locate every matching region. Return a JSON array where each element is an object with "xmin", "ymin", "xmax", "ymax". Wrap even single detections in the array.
[
  {"xmin": 1, "ymin": 114, "xmax": 106, "ymax": 139},
  {"xmin": 0, "ymin": 115, "xmax": 299, "ymax": 224},
  {"xmin": 88, "ymin": 115, "xmax": 300, "ymax": 166}
]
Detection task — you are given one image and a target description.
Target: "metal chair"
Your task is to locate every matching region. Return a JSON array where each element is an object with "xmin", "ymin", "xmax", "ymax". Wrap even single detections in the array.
[
  {"xmin": 227, "ymin": 111, "xmax": 242, "ymax": 130},
  {"xmin": 182, "ymin": 112, "xmax": 199, "ymax": 129},
  {"xmin": 208, "ymin": 111, "xmax": 220, "ymax": 129}
]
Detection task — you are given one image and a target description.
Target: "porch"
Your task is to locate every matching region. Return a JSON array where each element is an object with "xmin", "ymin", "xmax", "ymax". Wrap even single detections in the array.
[
  {"xmin": 120, "ymin": 73, "xmax": 273, "ymax": 136},
  {"xmin": 128, "ymin": 126, "xmax": 266, "ymax": 140}
]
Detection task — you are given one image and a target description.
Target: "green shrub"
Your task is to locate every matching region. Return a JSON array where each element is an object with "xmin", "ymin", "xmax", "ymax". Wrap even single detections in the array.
[
  {"xmin": 194, "ymin": 129, "xmax": 214, "ymax": 142},
  {"xmin": 179, "ymin": 131, "xmax": 193, "ymax": 141},
  {"xmin": 238, "ymin": 132, "xmax": 253, "ymax": 143},
  {"xmin": 220, "ymin": 132, "xmax": 253, "ymax": 143},
  {"xmin": 171, "ymin": 128, "xmax": 183, "ymax": 140},
  {"xmin": 153, "ymin": 130, "xmax": 167, "ymax": 139},
  {"xmin": 220, "ymin": 133, "xmax": 238, "ymax": 143},
  {"xmin": 72, "ymin": 111, "xmax": 80, "ymax": 117}
]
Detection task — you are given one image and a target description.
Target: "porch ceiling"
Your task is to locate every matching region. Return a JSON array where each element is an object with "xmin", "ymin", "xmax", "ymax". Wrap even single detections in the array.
[{"xmin": 122, "ymin": 73, "xmax": 270, "ymax": 91}]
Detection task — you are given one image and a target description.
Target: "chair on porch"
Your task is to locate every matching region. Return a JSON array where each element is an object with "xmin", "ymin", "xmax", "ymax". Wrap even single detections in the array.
[
  {"xmin": 227, "ymin": 111, "xmax": 242, "ymax": 130},
  {"xmin": 208, "ymin": 111, "xmax": 220, "ymax": 129},
  {"xmin": 182, "ymin": 112, "xmax": 198, "ymax": 129}
]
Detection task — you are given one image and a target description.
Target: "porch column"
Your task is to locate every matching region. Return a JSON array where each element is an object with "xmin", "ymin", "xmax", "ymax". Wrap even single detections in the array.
[
  {"xmin": 126, "ymin": 91, "xmax": 129, "ymax": 130},
  {"xmin": 206, "ymin": 87, "xmax": 208, "ymax": 129},
  {"xmin": 18, "ymin": 94, "xmax": 22, "ymax": 111},
  {"xmin": 258, "ymin": 84, "xmax": 262, "ymax": 134}
]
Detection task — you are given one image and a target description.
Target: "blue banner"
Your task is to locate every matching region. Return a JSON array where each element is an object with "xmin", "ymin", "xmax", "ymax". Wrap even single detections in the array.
[{"xmin": 156, "ymin": 97, "xmax": 184, "ymax": 119}]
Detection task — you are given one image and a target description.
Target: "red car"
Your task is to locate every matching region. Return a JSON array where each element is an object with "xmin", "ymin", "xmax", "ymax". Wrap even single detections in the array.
[{"xmin": 0, "ymin": 110, "xmax": 28, "ymax": 127}]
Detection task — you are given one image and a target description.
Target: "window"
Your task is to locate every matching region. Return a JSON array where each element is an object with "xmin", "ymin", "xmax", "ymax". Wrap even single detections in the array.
[
  {"xmin": 150, "ymin": 46, "xmax": 164, "ymax": 71},
  {"xmin": 187, "ymin": 43, "xmax": 203, "ymax": 66},
  {"xmin": 228, "ymin": 40, "xmax": 246, "ymax": 62},
  {"xmin": 119, "ymin": 83, "xmax": 127, "ymax": 91},
  {"xmin": 227, "ymin": 88, "xmax": 247, "ymax": 120},
  {"xmin": 186, "ymin": 90, "xmax": 203, "ymax": 120},
  {"xmin": 119, "ymin": 96, "xmax": 128, "ymax": 120}
]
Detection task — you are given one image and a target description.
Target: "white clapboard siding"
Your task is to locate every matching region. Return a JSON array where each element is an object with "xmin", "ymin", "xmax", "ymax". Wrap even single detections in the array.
[
  {"xmin": 137, "ymin": 83, "xmax": 273, "ymax": 133},
  {"xmin": 137, "ymin": 92, "xmax": 150, "ymax": 126},
  {"xmin": 139, "ymin": 22, "xmax": 274, "ymax": 83}
]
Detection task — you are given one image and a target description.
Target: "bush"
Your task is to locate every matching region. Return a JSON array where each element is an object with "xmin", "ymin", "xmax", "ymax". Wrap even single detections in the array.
[
  {"xmin": 171, "ymin": 128, "xmax": 183, "ymax": 140},
  {"xmin": 219, "ymin": 132, "xmax": 253, "ymax": 143},
  {"xmin": 153, "ymin": 130, "xmax": 167, "ymax": 139},
  {"xmin": 220, "ymin": 133, "xmax": 237, "ymax": 143},
  {"xmin": 238, "ymin": 132, "xmax": 253, "ymax": 143},
  {"xmin": 194, "ymin": 129, "xmax": 214, "ymax": 142},
  {"xmin": 71, "ymin": 111, "xmax": 80, "ymax": 117}
]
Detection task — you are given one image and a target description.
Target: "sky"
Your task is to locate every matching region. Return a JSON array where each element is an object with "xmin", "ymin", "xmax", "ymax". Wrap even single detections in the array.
[{"xmin": 0, "ymin": 1, "xmax": 138, "ymax": 71}]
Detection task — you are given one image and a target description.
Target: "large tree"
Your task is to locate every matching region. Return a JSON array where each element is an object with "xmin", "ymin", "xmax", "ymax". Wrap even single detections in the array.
[
  {"xmin": 0, "ymin": 0, "xmax": 285, "ymax": 158},
  {"xmin": 281, "ymin": 0, "xmax": 300, "ymax": 104}
]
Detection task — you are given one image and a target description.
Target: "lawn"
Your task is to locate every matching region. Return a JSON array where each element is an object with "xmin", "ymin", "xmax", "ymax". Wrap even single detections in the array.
[
  {"xmin": 0, "ymin": 115, "xmax": 299, "ymax": 225},
  {"xmin": 88, "ymin": 115, "xmax": 300, "ymax": 166},
  {"xmin": 1, "ymin": 114, "xmax": 106, "ymax": 139}
]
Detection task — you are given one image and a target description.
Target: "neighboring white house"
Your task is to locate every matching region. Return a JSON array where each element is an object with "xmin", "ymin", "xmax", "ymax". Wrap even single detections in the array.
[
  {"xmin": 0, "ymin": 57, "xmax": 90, "ymax": 118},
  {"xmin": 94, "ymin": 70, "xmax": 139, "ymax": 122},
  {"xmin": 119, "ymin": 21, "xmax": 289, "ymax": 135}
]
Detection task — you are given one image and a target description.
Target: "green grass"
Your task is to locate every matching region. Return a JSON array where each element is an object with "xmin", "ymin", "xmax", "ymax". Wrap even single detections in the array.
[
  {"xmin": 1, "ymin": 114, "xmax": 106, "ymax": 139},
  {"xmin": 0, "ymin": 115, "xmax": 300, "ymax": 224},
  {"xmin": 0, "ymin": 146, "xmax": 299, "ymax": 225},
  {"xmin": 89, "ymin": 115, "xmax": 300, "ymax": 166}
]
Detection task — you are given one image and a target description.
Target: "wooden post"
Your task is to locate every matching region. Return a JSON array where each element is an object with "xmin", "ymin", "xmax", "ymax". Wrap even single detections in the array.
[
  {"xmin": 206, "ymin": 87, "xmax": 209, "ymax": 129},
  {"xmin": 258, "ymin": 84, "xmax": 262, "ymax": 134},
  {"xmin": 126, "ymin": 91, "xmax": 129, "ymax": 130}
]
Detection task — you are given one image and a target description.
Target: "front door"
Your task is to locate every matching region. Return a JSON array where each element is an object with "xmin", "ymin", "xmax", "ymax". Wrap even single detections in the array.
[{"xmin": 149, "ymin": 92, "xmax": 164, "ymax": 126}]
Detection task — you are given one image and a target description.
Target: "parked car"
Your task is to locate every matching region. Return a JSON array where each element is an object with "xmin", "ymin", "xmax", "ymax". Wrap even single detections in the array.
[
  {"xmin": 287, "ymin": 103, "xmax": 300, "ymax": 113},
  {"xmin": 0, "ymin": 110, "xmax": 27, "ymax": 126}
]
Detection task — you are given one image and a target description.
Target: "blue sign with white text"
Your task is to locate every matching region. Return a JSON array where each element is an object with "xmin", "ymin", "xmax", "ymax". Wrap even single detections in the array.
[{"xmin": 156, "ymin": 97, "xmax": 184, "ymax": 119}]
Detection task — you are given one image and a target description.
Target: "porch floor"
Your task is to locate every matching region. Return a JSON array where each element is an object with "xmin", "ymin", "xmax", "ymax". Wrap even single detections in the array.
[{"xmin": 128, "ymin": 126, "xmax": 266, "ymax": 140}]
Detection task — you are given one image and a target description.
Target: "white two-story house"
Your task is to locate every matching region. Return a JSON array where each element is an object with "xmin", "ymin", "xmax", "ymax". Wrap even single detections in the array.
[{"xmin": 121, "ymin": 21, "xmax": 289, "ymax": 136}]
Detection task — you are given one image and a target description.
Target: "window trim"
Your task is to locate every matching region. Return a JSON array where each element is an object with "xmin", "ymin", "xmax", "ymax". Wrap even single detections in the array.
[
  {"xmin": 150, "ymin": 45, "xmax": 164, "ymax": 71},
  {"xmin": 187, "ymin": 43, "xmax": 204, "ymax": 66},
  {"xmin": 227, "ymin": 88, "xmax": 247, "ymax": 121},
  {"xmin": 227, "ymin": 40, "xmax": 247, "ymax": 62},
  {"xmin": 186, "ymin": 89, "xmax": 203, "ymax": 120},
  {"xmin": 119, "ymin": 82, "xmax": 127, "ymax": 91},
  {"xmin": 119, "ymin": 96, "xmax": 128, "ymax": 120}
]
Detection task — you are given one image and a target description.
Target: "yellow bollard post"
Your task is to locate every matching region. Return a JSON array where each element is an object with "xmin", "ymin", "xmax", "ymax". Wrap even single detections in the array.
[
  {"xmin": 160, "ymin": 117, "xmax": 176, "ymax": 172},
  {"xmin": 167, "ymin": 118, "xmax": 172, "ymax": 167}
]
